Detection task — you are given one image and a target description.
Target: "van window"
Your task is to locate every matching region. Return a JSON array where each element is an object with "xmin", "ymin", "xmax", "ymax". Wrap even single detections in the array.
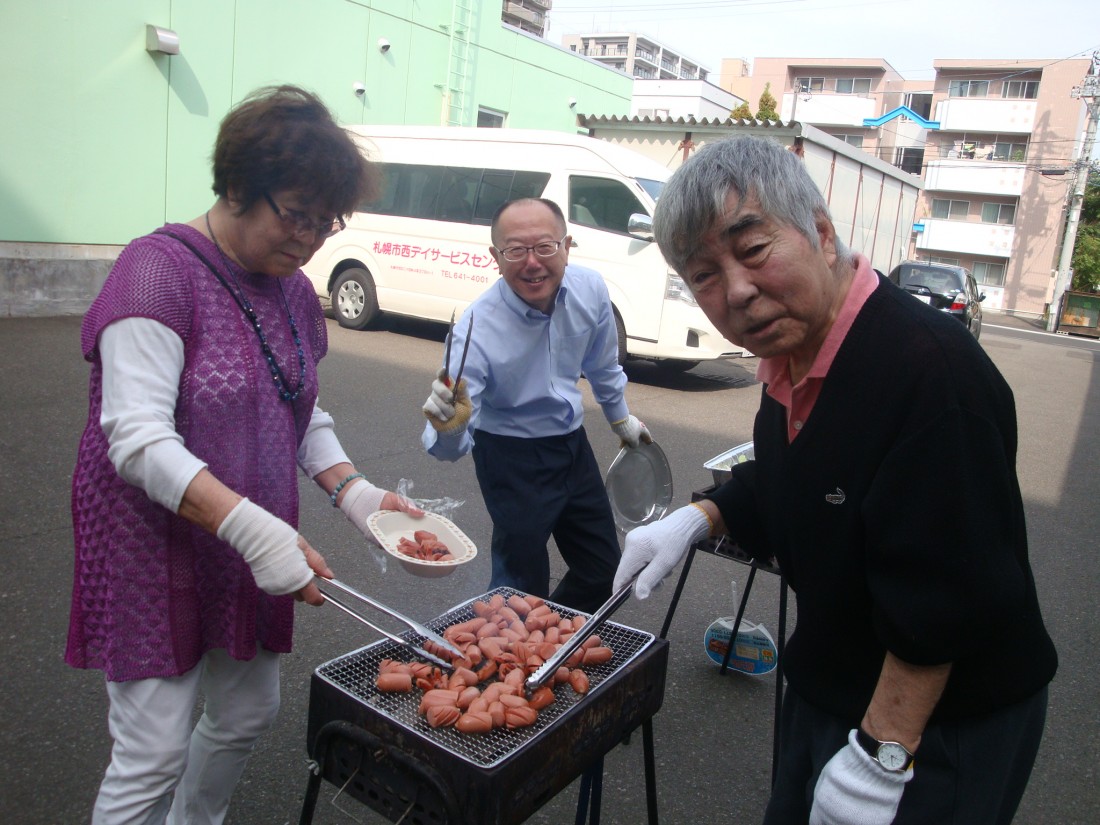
[
  {"xmin": 361, "ymin": 163, "xmax": 550, "ymax": 225},
  {"xmin": 569, "ymin": 175, "xmax": 648, "ymax": 233}
]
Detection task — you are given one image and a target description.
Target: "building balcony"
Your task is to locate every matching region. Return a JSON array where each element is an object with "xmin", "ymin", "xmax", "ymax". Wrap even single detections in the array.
[
  {"xmin": 924, "ymin": 158, "xmax": 1026, "ymax": 196},
  {"xmin": 503, "ymin": 3, "xmax": 543, "ymax": 25},
  {"xmin": 782, "ymin": 92, "xmax": 877, "ymax": 127},
  {"xmin": 635, "ymin": 50, "xmax": 657, "ymax": 65},
  {"xmin": 526, "ymin": 0, "xmax": 552, "ymax": 10},
  {"xmin": 933, "ymin": 98, "xmax": 1036, "ymax": 134},
  {"xmin": 915, "ymin": 218, "xmax": 1014, "ymax": 258}
]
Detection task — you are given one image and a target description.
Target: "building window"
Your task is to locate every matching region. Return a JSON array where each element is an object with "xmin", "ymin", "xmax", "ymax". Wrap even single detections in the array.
[
  {"xmin": 993, "ymin": 140, "xmax": 1027, "ymax": 162},
  {"xmin": 974, "ymin": 260, "xmax": 1006, "ymax": 286},
  {"xmin": 795, "ymin": 76, "xmax": 824, "ymax": 93},
  {"xmin": 477, "ymin": 107, "xmax": 506, "ymax": 128},
  {"xmin": 1002, "ymin": 80, "xmax": 1039, "ymax": 99},
  {"xmin": 836, "ymin": 78, "xmax": 872, "ymax": 95},
  {"xmin": 904, "ymin": 93, "xmax": 933, "ymax": 119},
  {"xmin": 931, "ymin": 198, "xmax": 970, "ymax": 220},
  {"xmin": 836, "ymin": 134, "xmax": 865, "ymax": 148},
  {"xmin": 895, "ymin": 147, "xmax": 924, "ymax": 175},
  {"xmin": 981, "ymin": 203, "xmax": 1016, "ymax": 224},
  {"xmin": 948, "ymin": 79, "xmax": 989, "ymax": 97}
]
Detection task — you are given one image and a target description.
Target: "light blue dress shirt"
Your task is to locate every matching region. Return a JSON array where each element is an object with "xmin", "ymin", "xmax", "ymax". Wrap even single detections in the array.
[{"xmin": 422, "ymin": 264, "xmax": 630, "ymax": 462}]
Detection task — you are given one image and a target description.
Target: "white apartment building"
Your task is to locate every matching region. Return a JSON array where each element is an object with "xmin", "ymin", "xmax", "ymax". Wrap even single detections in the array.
[
  {"xmin": 561, "ymin": 32, "xmax": 709, "ymax": 82},
  {"xmin": 726, "ymin": 56, "xmax": 1093, "ymax": 318},
  {"xmin": 502, "ymin": 0, "xmax": 551, "ymax": 37}
]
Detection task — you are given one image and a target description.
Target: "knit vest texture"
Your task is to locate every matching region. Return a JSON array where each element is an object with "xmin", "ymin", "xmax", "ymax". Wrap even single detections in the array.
[{"xmin": 66, "ymin": 223, "xmax": 326, "ymax": 681}]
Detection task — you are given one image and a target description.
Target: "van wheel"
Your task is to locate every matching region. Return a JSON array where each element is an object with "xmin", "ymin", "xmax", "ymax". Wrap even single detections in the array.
[
  {"xmin": 614, "ymin": 311, "xmax": 628, "ymax": 368},
  {"xmin": 332, "ymin": 267, "xmax": 379, "ymax": 330}
]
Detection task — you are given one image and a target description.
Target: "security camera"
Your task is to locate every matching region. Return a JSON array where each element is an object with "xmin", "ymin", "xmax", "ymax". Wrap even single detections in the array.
[
  {"xmin": 352, "ymin": 82, "xmax": 366, "ymax": 96},
  {"xmin": 377, "ymin": 38, "xmax": 391, "ymax": 53}
]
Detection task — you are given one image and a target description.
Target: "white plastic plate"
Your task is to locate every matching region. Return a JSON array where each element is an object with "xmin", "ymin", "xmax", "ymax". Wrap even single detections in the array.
[{"xmin": 367, "ymin": 511, "xmax": 477, "ymax": 578}]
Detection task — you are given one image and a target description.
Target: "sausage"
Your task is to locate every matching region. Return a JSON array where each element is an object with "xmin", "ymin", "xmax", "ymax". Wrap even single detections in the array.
[
  {"xmin": 507, "ymin": 594, "xmax": 532, "ymax": 617},
  {"xmin": 455, "ymin": 710, "xmax": 494, "ymax": 734},
  {"xmin": 498, "ymin": 693, "xmax": 530, "ymax": 709},
  {"xmin": 376, "ymin": 672, "xmax": 413, "ymax": 693},
  {"xmin": 505, "ymin": 705, "xmax": 538, "ymax": 729},
  {"xmin": 488, "ymin": 700, "xmax": 506, "ymax": 728},
  {"xmin": 418, "ymin": 688, "xmax": 460, "ymax": 715},
  {"xmin": 456, "ymin": 685, "xmax": 482, "ymax": 710},
  {"xmin": 569, "ymin": 669, "xmax": 590, "ymax": 694},
  {"xmin": 582, "ymin": 647, "xmax": 614, "ymax": 666},
  {"xmin": 529, "ymin": 686, "xmax": 556, "ymax": 710},
  {"xmin": 426, "ymin": 705, "xmax": 461, "ymax": 728}
]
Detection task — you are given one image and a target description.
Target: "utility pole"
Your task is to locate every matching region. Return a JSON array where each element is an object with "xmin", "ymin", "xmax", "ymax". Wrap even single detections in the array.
[{"xmin": 1048, "ymin": 56, "xmax": 1100, "ymax": 332}]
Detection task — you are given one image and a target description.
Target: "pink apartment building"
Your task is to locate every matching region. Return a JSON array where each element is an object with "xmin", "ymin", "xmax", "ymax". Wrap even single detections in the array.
[{"xmin": 724, "ymin": 56, "xmax": 1093, "ymax": 318}]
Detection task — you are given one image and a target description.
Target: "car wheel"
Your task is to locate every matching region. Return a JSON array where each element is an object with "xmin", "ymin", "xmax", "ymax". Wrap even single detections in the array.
[
  {"xmin": 614, "ymin": 309, "xmax": 628, "ymax": 368},
  {"xmin": 332, "ymin": 267, "xmax": 379, "ymax": 330}
]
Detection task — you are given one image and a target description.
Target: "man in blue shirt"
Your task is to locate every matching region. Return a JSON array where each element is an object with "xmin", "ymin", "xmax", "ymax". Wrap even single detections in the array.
[{"xmin": 422, "ymin": 197, "xmax": 650, "ymax": 612}]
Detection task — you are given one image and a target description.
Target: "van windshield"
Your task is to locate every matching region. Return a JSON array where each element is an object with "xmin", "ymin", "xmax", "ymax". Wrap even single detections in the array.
[{"xmin": 636, "ymin": 178, "xmax": 663, "ymax": 203}]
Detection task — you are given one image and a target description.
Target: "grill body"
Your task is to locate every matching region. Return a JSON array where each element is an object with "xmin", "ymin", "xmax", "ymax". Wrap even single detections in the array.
[{"xmin": 304, "ymin": 588, "xmax": 669, "ymax": 825}]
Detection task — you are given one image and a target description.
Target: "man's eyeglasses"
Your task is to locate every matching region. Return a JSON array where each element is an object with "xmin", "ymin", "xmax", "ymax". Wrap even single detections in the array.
[
  {"xmin": 264, "ymin": 193, "xmax": 345, "ymax": 239},
  {"xmin": 496, "ymin": 236, "xmax": 568, "ymax": 262}
]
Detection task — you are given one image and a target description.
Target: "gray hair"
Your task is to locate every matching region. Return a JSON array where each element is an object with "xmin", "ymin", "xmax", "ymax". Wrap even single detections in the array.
[{"xmin": 654, "ymin": 135, "xmax": 850, "ymax": 274}]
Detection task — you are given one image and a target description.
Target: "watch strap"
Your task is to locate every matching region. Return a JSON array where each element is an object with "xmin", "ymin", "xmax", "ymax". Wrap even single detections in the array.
[{"xmin": 856, "ymin": 726, "xmax": 915, "ymax": 772}]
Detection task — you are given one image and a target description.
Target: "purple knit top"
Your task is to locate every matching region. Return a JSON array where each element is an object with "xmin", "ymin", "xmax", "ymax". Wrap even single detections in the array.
[{"xmin": 66, "ymin": 223, "xmax": 327, "ymax": 681}]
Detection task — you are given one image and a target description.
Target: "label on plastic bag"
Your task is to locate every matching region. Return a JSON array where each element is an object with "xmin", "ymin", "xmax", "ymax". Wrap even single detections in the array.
[{"xmin": 703, "ymin": 617, "xmax": 778, "ymax": 676}]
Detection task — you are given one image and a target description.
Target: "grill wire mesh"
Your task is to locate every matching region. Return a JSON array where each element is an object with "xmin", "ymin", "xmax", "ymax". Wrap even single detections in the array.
[{"xmin": 314, "ymin": 587, "xmax": 656, "ymax": 769}]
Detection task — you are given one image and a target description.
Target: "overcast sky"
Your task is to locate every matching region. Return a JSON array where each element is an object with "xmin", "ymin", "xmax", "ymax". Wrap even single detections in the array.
[{"xmin": 545, "ymin": 0, "xmax": 1100, "ymax": 82}]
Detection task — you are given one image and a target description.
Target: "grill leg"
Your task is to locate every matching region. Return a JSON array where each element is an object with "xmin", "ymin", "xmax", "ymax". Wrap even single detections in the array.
[
  {"xmin": 573, "ymin": 756, "xmax": 604, "ymax": 825},
  {"xmin": 772, "ymin": 578, "xmax": 788, "ymax": 787},
  {"xmin": 719, "ymin": 565, "xmax": 758, "ymax": 676},
  {"xmin": 298, "ymin": 764, "xmax": 323, "ymax": 825},
  {"xmin": 658, "ymin": 545, "xmax": 698, "ymax": 639},
  {"xmin": 643, "ymin": 718, "xmax": 659, "ymax": 824}
]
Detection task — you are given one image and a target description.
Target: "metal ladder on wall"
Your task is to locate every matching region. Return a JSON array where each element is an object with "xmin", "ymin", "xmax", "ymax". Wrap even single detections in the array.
[{"xmin": 440, "ymin": 0, "xmax": 472, "ymax": 126}]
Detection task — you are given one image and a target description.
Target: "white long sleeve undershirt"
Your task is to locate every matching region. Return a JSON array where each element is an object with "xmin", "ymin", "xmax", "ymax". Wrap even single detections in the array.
[{"xmin": 99, "ymin": 317, "xmax": 350, "ymax": 512}]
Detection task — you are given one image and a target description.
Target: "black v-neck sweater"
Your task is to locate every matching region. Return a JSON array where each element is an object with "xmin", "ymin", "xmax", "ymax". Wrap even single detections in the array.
[{"xmin": 707, "ymin": 276, "xmax": 1057, "ymax": 722}]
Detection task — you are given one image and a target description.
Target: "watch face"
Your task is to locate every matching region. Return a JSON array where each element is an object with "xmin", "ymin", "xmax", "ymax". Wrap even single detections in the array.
[{"xmin": 877, "ymin": 742, "xmax": 911, "ymax": 771}]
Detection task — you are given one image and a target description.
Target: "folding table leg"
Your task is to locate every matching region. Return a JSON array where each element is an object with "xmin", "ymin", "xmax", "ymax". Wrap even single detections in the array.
[
  {"xmin": 659, "ymin": 545, "xmax": 699, "ymax": 640},
  {"xmin": 718, "ymin": 565, "xmax": 758, "ymax": 676}
]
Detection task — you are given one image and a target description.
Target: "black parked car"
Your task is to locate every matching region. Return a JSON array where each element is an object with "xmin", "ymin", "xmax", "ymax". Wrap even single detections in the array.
[{"xmin": 888, "ymin": 261, "xmax": 985, "ymax": 339}]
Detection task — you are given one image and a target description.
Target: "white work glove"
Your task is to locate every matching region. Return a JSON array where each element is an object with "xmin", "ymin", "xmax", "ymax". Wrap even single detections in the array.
[
  {"xmin": 217, "ymin": 498, "xmax": 313, "ymax": 596},
  {"xmin": 613, "ymin": 503, "xmax": 711, "ymax": 598},
  {"xmin": 809, "ymin": 729, "xmax": 913, "ymax": 825},
  {"xmin": 610, "ymin": 414, "xmax": 652, "ymax": 448},
  {"xmin": 338, "ymin": 478, "xmax": 387, "ymax": 545},
  {"xmin": 423, "ymin": 368, "xmax": 471, "ymax": 435}
]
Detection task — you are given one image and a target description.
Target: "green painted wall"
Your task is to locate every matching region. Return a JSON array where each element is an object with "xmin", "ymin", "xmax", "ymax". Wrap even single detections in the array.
[{"xmin": 0, "ymin": 0, "xmax": 631, "ymax": 246}]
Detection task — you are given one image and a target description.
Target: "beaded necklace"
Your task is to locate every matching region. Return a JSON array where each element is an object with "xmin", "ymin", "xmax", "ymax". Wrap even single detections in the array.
[{"xmin": 205, "ymin": 212, "xmax": 306, "ymax": 402}]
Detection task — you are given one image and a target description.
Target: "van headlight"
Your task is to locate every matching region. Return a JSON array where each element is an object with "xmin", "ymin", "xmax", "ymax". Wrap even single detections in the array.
[{"xmin": 665, "ymin": 273, "xmax": 698, "ymax": 306}]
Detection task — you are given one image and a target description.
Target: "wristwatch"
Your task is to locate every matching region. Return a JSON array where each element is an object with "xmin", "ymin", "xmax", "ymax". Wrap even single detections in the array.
[{"xmin": 856, "ymin": 727, "xmax": 915, "ymax": 772}]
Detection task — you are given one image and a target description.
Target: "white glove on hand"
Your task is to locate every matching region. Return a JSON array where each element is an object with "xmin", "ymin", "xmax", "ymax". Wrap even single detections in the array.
[
  {"xmin": 217, "ymin": 498, "xmax": 313, "ymax": 596},
  {"xmin": 339, "ymin": 479, "xmax": 387, "ymax": 544},
  {"xmin": 613, "ymin": 503, "xmax": 711, "ymax": 598},
  {"xmin": 809, "ymin": 730, "xmax": 913, "ymax": 825},
  {"xmin": 423, "ymin": 368, "xmax": 471, "ymax": 435},
  {"xmin": 610, "ymin": 414, "xmax": 652, "ymax": 448}
]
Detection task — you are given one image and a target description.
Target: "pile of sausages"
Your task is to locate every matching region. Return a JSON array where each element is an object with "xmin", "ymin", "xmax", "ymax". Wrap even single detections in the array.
[
  {"xmin": 374, "ymin": 592, "xmax": 615, "ymax": 735},
  {"xmin": 396, "ymin": 529, "xmax": 456, "ymax": 562}
]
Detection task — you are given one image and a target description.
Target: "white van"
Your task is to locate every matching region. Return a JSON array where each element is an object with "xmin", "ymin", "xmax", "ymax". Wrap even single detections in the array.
[{"xmin": 303, "ymin": 126, "xmax": 744, "ymax": 367}]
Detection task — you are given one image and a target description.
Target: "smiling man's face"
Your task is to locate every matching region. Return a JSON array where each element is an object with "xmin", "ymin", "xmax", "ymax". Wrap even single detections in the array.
[{"xmin": 490, "ymin": 200, "xmax": 570, "ymax": 314}]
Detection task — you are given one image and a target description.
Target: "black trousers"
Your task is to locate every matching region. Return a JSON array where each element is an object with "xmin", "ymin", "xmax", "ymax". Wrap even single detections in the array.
[
  {"xmin": 763, "ymin": 684, "xmax": 1049, "ymax": 825},
  {"xmin": 471, "ymin": 427, "xmax": 620, "ymax": 614}
]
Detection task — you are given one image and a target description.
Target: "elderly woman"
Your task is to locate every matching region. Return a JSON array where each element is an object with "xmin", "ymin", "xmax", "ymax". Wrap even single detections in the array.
[{"xmin": 66, "ymin": 85, "xmax": 419, "ymax": 824}]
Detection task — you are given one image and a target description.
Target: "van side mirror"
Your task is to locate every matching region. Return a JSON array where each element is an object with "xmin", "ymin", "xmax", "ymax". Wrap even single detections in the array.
[{"xmin": 627, "ymin": 213, "xmax": 654, "ymax": 242}]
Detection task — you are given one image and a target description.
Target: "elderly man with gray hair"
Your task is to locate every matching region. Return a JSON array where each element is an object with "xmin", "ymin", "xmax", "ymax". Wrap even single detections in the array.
[{"xmin": 614, "ymin": 135, "xmax": 1056, "ymax": 825}]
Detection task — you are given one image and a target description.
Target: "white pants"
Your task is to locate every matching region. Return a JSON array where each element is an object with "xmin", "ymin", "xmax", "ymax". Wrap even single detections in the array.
[{"xmin": 91, "ymin": 648, "xmax": 280, "ymax": 825}]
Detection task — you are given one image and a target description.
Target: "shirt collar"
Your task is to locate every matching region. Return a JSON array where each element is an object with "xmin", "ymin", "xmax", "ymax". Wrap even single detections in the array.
[{"xmin": 499, "ymin": 267, "xmax": 571, "ymax": 319}]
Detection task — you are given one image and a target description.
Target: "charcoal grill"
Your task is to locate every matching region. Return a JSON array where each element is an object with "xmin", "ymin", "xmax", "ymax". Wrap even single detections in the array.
[{"xmin": 300, "ymin": 587, "xmax": 669, "ymax": 825}]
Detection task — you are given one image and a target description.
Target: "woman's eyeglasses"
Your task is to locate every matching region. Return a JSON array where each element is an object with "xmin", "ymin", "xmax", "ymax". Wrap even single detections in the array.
[{"xmin": 264, "ymin": 193, "xmax": 345, "ymax": 239}]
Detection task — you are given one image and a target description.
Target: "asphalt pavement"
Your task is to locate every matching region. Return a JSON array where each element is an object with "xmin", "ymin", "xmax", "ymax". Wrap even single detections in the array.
[{"xmin": 1, "ymin": 310, "xmax": 1098, "ymax": 824}]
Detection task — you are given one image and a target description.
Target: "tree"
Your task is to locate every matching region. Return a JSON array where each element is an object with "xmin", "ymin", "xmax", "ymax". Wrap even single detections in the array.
[
  {"xmin": 756, "ymin": 83, "xmax": 779, "ymax": 122},
  {"xmin": 730, "ymin": 101, "xmax": 753, "ymax": 121},
  {"xmin": 1071, "ymin": 169, "xmax": 1100, "ymax": 292}
]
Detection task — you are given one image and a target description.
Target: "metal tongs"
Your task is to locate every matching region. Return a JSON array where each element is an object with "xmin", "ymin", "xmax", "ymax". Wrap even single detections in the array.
[
  {"xmin": 443, "ymin": 309, "xmax": 473, "ymax": 390},
  {"xmin": 317, "ymin": 576, "xmax": 461, "ymax": 671},
  {"xmin": 524, "ymin": 574, "xmax": 638, "ymax": 695}
]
